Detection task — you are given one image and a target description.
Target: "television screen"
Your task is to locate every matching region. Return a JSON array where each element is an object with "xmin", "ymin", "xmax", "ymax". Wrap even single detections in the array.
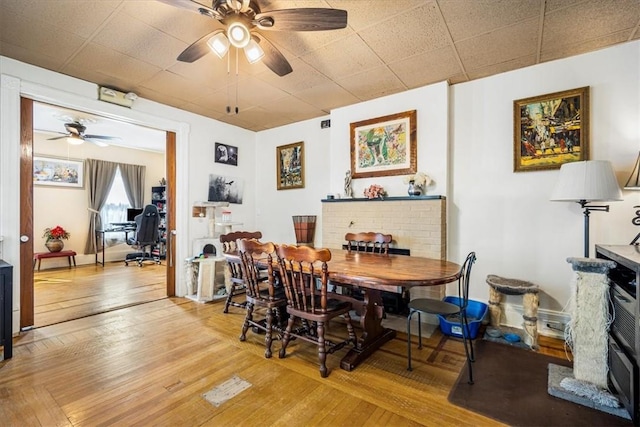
[{"xmin": 126, "ymin": 208, "xmax": 143, "ymax": 222}]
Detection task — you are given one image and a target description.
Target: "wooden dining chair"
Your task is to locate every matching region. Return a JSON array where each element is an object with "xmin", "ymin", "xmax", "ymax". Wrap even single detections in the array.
[
  {"xmin": 237, "ymin": 239, "xmax": 286, "ymax": 358},
  {"xmin": 276, "ymin": 244, "xmax": 356, "ymax": 378},
  {"xmin": 345, "ymin": 232, "xmax": 392, "ymax": 254},
  {"xmin": 219, "ymin": 230, "xmax": 263, "ymax": 313},
  {"xmin": 406, "ymin": 252, "xmax": 477, "ymax": 384}
]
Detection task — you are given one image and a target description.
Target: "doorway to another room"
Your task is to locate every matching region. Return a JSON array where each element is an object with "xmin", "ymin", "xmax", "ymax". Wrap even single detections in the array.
[{"xmin": 23, "ymin": 100, "xmax": 176, "ymax": 328}]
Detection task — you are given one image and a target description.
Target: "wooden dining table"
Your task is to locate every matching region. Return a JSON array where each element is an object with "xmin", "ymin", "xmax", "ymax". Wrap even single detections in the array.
[
  {"xmin": 222, "ymin": 249, "xmax": 461, "ymax": 371},
  {"xmin": 327, "ymin": 250, "xmax": 461, "ymax": 371}
]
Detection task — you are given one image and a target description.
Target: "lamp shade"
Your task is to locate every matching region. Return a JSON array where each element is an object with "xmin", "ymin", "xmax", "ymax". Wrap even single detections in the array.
[{"xmin": 550, "ymin": 160, "xmax": 622, "ymax": 202}]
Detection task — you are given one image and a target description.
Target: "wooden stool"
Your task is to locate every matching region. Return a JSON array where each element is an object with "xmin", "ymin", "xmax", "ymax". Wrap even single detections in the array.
[
  {"xmin": 486, "ymin": 274, "xmax": 539, "ymax": 349},
  {"xmin": 33, "ymin": 250, "xmax": 77, "ymax": 271}
]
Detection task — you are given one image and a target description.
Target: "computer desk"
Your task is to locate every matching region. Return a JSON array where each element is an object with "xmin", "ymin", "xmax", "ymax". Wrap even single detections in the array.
[{"xmin": 95, "ymin": 223, "xmax": 136, "ymax": 266}]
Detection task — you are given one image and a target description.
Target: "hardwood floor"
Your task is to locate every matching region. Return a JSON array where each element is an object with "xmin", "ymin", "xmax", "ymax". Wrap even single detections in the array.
[
  {"xmin": 34, "ymin": 261, "xmax": 166, "ymax": 327},
  {"xmin": 2, "ymin": 276, "xmax": 568, "ymax": 426}
]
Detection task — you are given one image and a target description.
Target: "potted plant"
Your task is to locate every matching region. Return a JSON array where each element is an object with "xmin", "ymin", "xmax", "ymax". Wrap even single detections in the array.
[{"xmin": 43, "ymin": 225, "xmax": 70, "ymax": 252}]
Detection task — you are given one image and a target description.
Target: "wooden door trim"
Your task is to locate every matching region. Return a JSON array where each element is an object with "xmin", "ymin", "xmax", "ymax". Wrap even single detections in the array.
[
  {"xmin": 20, "ymin": 97, "xmax": 34, "ymax": 328},
  {"xmin": 166, "ymin": 131, "xmax": 176, "ymax": 296}
]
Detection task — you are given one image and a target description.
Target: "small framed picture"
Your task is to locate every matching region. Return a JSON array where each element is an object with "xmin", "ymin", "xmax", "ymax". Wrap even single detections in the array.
[
  {"xmin": 215, "ymin": 142, "xmax": 238, "ymax": 166},
  {"xmin": 514, "ymin": 87, "xmax": 589, "ymax": 172},
  {"xmin": 33, "ymin": 156, "xmax": 84, "ymax": 188},
  {"xmin": 277, "ymin": 141, "xmax": 304, "ymax": 190}
]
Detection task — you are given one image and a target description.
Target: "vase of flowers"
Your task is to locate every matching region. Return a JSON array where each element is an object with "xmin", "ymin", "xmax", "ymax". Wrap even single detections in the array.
[
  {"xmin": 403, "ymin": 171, "xmax": 432, "ymax": 196},
  {"xmin": 43, "ymin": 226, "xmax": 70, "ymax": 252},
  {"xmin": 364, "ymin": 184, "xmax": 386, "ymax": 199}
]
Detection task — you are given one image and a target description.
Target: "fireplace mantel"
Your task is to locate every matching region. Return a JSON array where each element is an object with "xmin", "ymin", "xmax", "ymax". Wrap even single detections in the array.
[
  {"xmin": 321, "ymin": 195, "xmax": 444, "ymax": 203},
  {"xmin": 321, "ymin": 195, "xmax": 447, "ymax": 300}
]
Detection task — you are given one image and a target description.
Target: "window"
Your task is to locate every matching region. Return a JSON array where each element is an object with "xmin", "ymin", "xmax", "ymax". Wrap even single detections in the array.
[{"xmin": 101, "ymin": 167, "xmax": 131, "ymax": 227}]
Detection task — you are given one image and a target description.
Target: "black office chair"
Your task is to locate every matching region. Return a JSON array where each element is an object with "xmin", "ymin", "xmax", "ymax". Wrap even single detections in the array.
[
  {"xmin": 406, "ymin": 252, "xmax": 477, "ymax": 384},
  {"xmin": 125, "ymin": 204, "xmax": 161, "ymax": 267}
]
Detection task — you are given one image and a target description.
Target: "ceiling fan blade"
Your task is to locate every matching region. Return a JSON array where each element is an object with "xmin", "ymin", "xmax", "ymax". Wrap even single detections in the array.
[
  {"xmin": 254, "ymin": 8, "xmax": 347, "ymax": 31},
  {"xmin": 85, "ymin": 139, "xmax": 110, "ymax": 147},
  {"xmin": 84, "ymin": 135, "xmax": 121, "ymax": 141},
  {"xmin": 177, "ymin": 29, "xmax": 224, "ymax": 62},
  {"xmin": 155, "ymin": 0, "xmax": 222, "ymax": 19},
  {"xmin": 47, "ymin": 135, "xmax": 69, "ymax": 141},
  {"xmin": 254, "ymin": 35, "xmax": 292, "ymax": 76}
]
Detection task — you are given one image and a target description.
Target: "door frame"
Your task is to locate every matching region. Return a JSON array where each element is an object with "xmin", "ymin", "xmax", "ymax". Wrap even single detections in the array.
[{"xmin": 19, "ymin": 96, "xmax": 181, "ymax": 328}]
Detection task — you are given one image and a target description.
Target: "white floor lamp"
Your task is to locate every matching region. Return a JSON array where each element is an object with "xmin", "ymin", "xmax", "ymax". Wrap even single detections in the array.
[{"xmin": 550, "ymin": 160, "xmax": 623, "ymax": 257}]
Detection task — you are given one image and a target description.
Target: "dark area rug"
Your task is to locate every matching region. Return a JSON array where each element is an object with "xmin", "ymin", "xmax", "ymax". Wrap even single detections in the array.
[{"xmin": 448, "ymin": 340, "xmax": 633, "ymax": 426}]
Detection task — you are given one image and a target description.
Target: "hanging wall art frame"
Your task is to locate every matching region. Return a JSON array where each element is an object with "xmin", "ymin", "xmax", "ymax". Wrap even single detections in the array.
[
  {"xmin": 350, "ymin": 109, "xmax": 417, "ymax": 179},
  {"xmin": 514, "ymin": 86, "xmax": 589, "ymax": 172},
  {"xmin": 276, "ymin": 141, "xmax": 304, "ymax": 190},
  {"xmin": 33, "ymin": 156, "xmax": 84, "ymax": 188}
]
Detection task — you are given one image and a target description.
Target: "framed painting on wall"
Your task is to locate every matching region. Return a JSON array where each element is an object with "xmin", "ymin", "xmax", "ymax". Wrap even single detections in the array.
[
  {"xmin": 514, "ymin": 86, "xmax": 589, "ymax": 172},
  {"xmin": 350, "ymin": 110, "xmax": 417, "ymax": 179},
  {"xmin": 214, "ymin": 142, "xmax": 238, "ymax": 166},
  {"xmin": 33, "ymin": 156, "xmax": 84, "ymax": 188},
  {"xmin": 277, "ymin": 141, "xmax": 304, "ymax": 190}
]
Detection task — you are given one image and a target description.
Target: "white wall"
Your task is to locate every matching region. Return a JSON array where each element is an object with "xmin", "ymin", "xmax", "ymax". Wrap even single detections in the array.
[
  {"xmin": 450, "ymin": 41, "xmax": 640, "ymax": 327},
  {"xmin": 255, "ymin": 117, "xmax": 331, "ymax": 246},
  {"xmin": 330, "ymin": 81, "xmax": 450, "ymax": 198},
  {"xmin": 33, "ymin": 133, "xmax": 165, "ymax": 266}
]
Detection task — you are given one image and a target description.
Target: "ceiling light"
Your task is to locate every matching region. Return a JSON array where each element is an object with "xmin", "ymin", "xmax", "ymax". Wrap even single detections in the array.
[
  {"xmin": 244, "ymin": 39, "xmax": 264, "ymax": 64},
  {"xmin": 66, "ymin": 136, "xmax": 84, "ymax": 145},
  {"xmin": 207, "ymin": 32, "xmax": 230, "ymax": 58},
  {"xmin": 227, "ymin": 21, "xmax": 250, "ymax": 48}
]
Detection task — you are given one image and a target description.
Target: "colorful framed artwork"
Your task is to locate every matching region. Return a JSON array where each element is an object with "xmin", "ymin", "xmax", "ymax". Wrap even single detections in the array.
[
  {"xmin": 350, "ymin": 110, "xmax": 417, "ymax": 179},
  {"xmin": 33, "ymin": 156, "xmax": 84, "ymax": 188},
  {"xmin": 514, "ymin": 86, "xmax": 589, "ymax": 172},
  {"xmin": 277, "ymin": 141, "xmax": 304, "ymax": 190},
  {"xmin": 214, "ymin": 142, "xmax": 238, "ymax": 166}
]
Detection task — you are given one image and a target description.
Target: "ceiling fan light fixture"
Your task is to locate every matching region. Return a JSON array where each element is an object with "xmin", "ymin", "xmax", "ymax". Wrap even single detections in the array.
[
  {"xmin": 207, "ymin": 32, "xmax": 230, "ymax": 58},
  {"xmin": 244, "ymin": 39, "xmax": 264, "ymax": 64},
  {"xmin": 66, "ymin": 135, "xmax": 84, "ymax": 145},
  {"xmin": 227, "ymin": 21, "xmax": 250, "ymax": 48}
]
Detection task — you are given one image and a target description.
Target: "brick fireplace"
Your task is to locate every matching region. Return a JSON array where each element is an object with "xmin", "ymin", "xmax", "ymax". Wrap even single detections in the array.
[{"xmin": 321, "ymin": 195, "xmax": 447, "ymax": 300}]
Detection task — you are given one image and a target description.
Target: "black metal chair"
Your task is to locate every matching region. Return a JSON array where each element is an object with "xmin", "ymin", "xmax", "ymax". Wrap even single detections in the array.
[
  {"xmin": 406, "ymin": 252, "xmax": 477, "ymax": 384},
  {"xmin": 125, "ymin": 204, "xmax": 161, "ymax": 267}
]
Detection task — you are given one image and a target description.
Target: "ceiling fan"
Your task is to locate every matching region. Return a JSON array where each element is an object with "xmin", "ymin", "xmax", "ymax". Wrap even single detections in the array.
[
  {"xmin": 158, "ymin": 0, "xmax": 348, "ymax": 77},
  {"xmin": 46, "ymin": 120, "xmax": 120, "ymax": 147}
]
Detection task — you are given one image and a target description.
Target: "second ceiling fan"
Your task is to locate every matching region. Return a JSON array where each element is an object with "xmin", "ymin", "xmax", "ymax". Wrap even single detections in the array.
[{"xmin": 159, "ymin": 0, "xmax": 348, "ymax": 76}]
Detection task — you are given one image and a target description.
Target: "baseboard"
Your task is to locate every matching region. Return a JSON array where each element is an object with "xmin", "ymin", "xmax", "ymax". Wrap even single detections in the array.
[{"xmin": 502, "ymin": 303, "xmax": 570, "ymax": 340}]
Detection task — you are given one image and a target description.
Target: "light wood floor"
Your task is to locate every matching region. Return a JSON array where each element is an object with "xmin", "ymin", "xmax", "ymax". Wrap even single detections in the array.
[
  {"xmin": 34, "ymin": 261, "xmax": 167, "ymax": 327},
  {"xmin": 2, "ymin": 264, "xmax": 567, "ymax": 426}
]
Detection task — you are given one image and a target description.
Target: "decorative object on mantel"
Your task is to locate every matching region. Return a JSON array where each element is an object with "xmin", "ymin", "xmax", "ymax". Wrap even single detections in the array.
[
  {"xmin": 43, "ymin": 225, "xmax": 70, "ymax": 252},
  {"xmin": 364, "ymin": 184, "xmax": 386, "ymax": 199},
  {"xmin": 550, "ymin": 160, "xmax": 622, "ymax": 257},
  {"xmin": 403, "ymin": 171, "xmax": 432, "ymax": 196},
  {"xmin": 344, "ymin": 170, "xmax": 353, "ymax": 198}
]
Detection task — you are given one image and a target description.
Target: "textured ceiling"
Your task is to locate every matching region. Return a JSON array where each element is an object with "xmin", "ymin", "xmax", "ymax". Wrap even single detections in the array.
[{"xmin": 1, "ymin": 0, "xmax": 639, "ymax": 132}]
